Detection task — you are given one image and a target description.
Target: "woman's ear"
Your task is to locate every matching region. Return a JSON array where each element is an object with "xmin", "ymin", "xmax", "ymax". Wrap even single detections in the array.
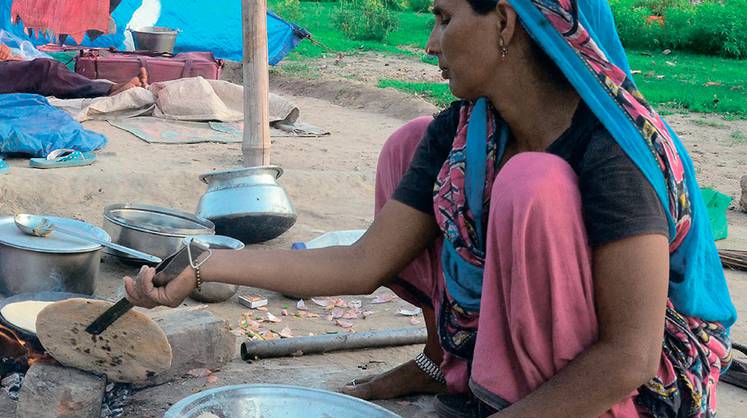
[{"xmin": 495, "ymin": 0, "xmax": 518, "ymax": 47}]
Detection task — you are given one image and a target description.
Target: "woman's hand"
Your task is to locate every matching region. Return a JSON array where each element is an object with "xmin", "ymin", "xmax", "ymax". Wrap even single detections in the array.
[{"xmin": 123, "ymin": 265, "xmax": 197, "ymax": 308}]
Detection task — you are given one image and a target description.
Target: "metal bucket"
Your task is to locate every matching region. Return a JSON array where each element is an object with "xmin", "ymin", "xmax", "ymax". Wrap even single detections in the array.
[{"xmin": 130, "ymin": 26, "xmax": 178, "ymax": 54}]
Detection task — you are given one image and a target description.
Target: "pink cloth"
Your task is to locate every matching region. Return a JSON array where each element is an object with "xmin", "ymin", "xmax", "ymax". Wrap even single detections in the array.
[
  {"xmin": 11, "ymin": 0, "xmax": 109, "ymax": 43},
  {"xmin": 375, "ymin": 119, "xmax": 641, "ymax": 416}
]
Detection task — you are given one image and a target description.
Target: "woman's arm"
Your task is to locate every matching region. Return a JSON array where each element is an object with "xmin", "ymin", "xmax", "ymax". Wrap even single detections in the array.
[
  {"xmin": 494, "ymin": 233, "xmax": 669, "ymax": 418},
  {"xmin": 124, "ymin": 200, "xmax": 439, "ymax": 308}
]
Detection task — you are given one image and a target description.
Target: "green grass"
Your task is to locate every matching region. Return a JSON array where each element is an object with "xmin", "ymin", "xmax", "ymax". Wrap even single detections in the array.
[
  {"xmin": 377, "ymin": 80, "xmax": 454, "ymax": 107},
  {"xmin": 379, "ymin": 50, "xmax": 747, "ymax": 118},
  {"xmin": 270, "ymin": 1, "xmax": 431, "ymax": 59},
  {"xmin": 271, "ymin": 3, "xmax": 747, "ymax": 118},
  {"xmin": 626, "ymin": 50, "xmax": 747, "ymax": 117},
  {"xmin": 692, "ymin": 118, "xmax": 728, "ymax": 129},
  {"xmin": 731, "ymin": 130, "xmax": 747, "ymax": 143}
]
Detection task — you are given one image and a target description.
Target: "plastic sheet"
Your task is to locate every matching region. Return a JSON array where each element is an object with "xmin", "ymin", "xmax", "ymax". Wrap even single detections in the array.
[
  {"xmin": 0, "ymin": 94, "xmax": 107, "ymax": 158},
  {"xmin": 0, "ymin": 29, "xmax": 49, "ymax": 60}
]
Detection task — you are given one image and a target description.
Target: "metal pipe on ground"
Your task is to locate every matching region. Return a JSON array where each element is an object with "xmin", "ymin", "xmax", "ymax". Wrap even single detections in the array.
[{"xmin": 241, "ymin": 327, "xmax": 427, "ymax": 360}]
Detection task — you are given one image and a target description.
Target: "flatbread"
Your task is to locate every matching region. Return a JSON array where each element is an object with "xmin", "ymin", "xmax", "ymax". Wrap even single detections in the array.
[
  {"xmin": 1, "ymin": 301, "xmax": 54, "ymax": 334},
  {"xmin": 35, "ymin": 298, "xmax": 173, "ymax": 383}
]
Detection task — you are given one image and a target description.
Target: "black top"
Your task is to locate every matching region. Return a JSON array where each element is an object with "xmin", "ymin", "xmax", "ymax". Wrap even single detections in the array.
[{"xmin": 393, "ymin": 101, "xmax": 669, "ymax": 248}]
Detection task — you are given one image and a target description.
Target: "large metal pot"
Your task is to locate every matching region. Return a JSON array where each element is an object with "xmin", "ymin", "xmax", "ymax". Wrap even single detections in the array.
[
  {"xmin": 186, "ymin": 235, "xmax": 244, "ymax": 303},
  {"xmin": 103, "ymin": 204, "xmax": 215, "ymax": 264},
  {"xmin": 196, "ymin": 166, "xmax": 297, "ymax": 244},
  {"xmin": 130, "ymin": 26, "xmax": 178, "ymax": 54},
  {"xmin": 0, "ymin": 216, "xmax": 109, "ymax": 296}
]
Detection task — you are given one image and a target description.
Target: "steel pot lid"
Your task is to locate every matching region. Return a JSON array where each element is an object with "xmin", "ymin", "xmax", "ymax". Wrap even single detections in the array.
[
  {"xmin": 104, "ymin": 203, "xmax": 215, "ymax": 236},
  {"xmin": 0, "ymin": 216, "xmax": 110, "ymax": 253},
  {"xmin": 198, "ymin": 165, "xmax": 284, "ymax": 184}
]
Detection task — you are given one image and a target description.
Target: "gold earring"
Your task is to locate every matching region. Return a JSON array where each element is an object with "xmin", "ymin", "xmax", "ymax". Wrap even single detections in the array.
[{"xmin": 498, "ymin": 36, "xmax": 508, "ymax": 58}]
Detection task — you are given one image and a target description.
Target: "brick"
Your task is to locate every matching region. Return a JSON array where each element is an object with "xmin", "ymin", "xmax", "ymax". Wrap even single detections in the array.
[
  {"xmin": 16, "ymin": 363, "xmax": 105, "ymax": 418},
  {"xmin": 140, "ymin": 307, "xmax": 236, "ymax": 386}
]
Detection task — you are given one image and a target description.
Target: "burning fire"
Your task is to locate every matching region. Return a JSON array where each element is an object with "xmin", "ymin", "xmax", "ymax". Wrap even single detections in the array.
[{"xmin": 0, "ymin": 324, "xmax": 55, "ymax": 376}]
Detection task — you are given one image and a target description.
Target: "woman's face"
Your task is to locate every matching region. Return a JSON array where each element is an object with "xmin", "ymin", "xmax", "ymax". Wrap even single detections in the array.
[{"xmin": 427, "ymin": 0, "xmax": 503, "ymax": 100}]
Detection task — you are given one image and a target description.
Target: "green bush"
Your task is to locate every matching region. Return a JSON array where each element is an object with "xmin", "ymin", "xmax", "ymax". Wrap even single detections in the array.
[
  {"xmin": 333, "ymin": 0, "xmax": 399, "ymax": 41},
  {"xmin": 611, "ymin": 4, "xmax": 652, "ymax": 50},
  {"xmin": 611, "ymin": 0, "xmax": 747, "ymax": 59},
  {"xmin": 408, "ymin": 0, "xmax": 431, "ymax": 13},
  {"xmin": 383, "ymin": 0, "xmax": 409, "ymax": 11},
  {"xmin": 688, "ymin": 0, "xmax": 747, "ymax": 59},
  {"xmin": 271, "ymin": 0, "xmax": 302, "ymax": 21},
  {"xmin": 631, "ymin": 0, "xmax": 689, "ymax": 15}
]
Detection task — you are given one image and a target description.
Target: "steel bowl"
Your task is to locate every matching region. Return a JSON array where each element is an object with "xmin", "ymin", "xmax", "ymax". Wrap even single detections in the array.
[
  {"xmin": 196, "ymin": 166, "xmax": 297, "ymax": 244},
  {"xmin": 186, "ymin": 235, "xmax": 244, "ymax": 303},
  {"xmin": 0, "ymin": 216, "xmax": 110, "ymax": 296},
  {"xmin": 103, "ymin": 204, "xmax": 215, "ymax": 265},
  {"xmin": 163, "ymin": 384, "xmax": 401, "ymax": 418},
  {"xmin": 130, "ymin": 26, "xmax": 178, "ymax": 54}
]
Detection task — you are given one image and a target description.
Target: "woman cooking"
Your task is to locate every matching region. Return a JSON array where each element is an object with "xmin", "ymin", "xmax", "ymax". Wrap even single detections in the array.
[{"xmin": 124, "ymin": 0, "xmax": 736, "ymax": 416}]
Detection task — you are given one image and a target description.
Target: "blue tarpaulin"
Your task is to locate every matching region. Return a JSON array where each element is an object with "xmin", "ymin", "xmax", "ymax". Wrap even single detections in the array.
[
  {"xmin": 0, "ymin": 94, "xmax": 107, "ymax": 158},
  {"xmin": 0, "ymin": 0, "xmax": 308, "ymax": 65}
]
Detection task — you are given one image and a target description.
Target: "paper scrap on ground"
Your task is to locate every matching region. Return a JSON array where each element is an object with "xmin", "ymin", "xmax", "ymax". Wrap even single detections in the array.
[
  {"xmin": 371, "ymin": 294, "xmax": 397, "ymax": 304},
  {"xmin": 187, "ymin": 368, "xmax": 212, "ymax": 378},
  {"xmin": 311, "ymin": 298, "xmax": 331, "ymax": 307},
  {"xmin": 265, "ymin": 312, "xmax": 282, "ymax": 323},
  {"xmin": 331, "ymin": 308, "xmax": 344, "ymax": 319},
  {"xmin": 336, "ymin": 320, "xmax": 354, "ymax": 329},
  {"xmin": 398, "ymin": 308, "xmax": 422, "ymax": 317}
]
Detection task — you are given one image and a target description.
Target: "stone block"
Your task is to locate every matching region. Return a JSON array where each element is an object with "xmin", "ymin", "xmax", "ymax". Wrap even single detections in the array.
[
  {"xmin": 141, "ymin": 307, "xmax": 236, "ymax": 386},
  {"xmin": 16, "ymin": 363, "xmax": 105, "ymax": 418}
]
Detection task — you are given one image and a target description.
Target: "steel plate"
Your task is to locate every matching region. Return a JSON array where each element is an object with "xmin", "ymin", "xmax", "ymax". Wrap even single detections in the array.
[{"xmin": 164, "ymin": 384, "xmax": 401, "ymax": 418}]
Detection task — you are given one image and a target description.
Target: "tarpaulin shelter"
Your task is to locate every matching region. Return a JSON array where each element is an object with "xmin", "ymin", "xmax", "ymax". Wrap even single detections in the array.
[{"xmin": 0, "ymin": 0, "xmax": 308, "ymax": 65}]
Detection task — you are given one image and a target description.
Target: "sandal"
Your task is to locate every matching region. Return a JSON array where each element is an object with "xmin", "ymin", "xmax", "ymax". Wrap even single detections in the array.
[
  {"xmin": 721, "ymin": 342, "xmax": 747, "ymax": 390},
  {"xmin": 29, "ymin": 149, "xmax": 96, "ymax": 169}
]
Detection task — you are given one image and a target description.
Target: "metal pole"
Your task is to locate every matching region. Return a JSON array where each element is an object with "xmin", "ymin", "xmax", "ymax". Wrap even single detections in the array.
[
  {"xmin": 241, "ymin": 328, "xmax": 427, "ymax": 359},
  {"xmin": 242, "ymin": 0, "xmax": 271, "ymax": 166}
]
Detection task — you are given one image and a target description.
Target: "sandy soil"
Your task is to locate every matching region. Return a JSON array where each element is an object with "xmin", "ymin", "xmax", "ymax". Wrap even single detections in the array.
[{"xmin": 0, "ymin": 53, "xmax": 746, "ymax": 417}]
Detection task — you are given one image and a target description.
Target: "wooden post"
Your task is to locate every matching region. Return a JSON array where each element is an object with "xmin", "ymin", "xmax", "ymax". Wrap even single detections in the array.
[{"xmin": 242, "ymin": 0, "xmax": 271, "ymax": 166}]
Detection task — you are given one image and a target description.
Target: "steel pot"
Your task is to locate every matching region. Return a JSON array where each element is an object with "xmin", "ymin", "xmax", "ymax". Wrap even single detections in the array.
[
  {"xmin": 0, "ymin": 216, "xmax": 109, "ymax": 296},
  {"xmin": 196, "ymin": 166, "xmax": 297, "ymax": 244},
  {"xmin": 130, "ymin": 26, "xmax": 179, "ymax": 54},
  {"xmin": 103, "ymin": 204, "xmax": 215, "ymax": 264},
  {"xmin": 185, "ymin": 235, "xmax": 244, "ymax": 303}
]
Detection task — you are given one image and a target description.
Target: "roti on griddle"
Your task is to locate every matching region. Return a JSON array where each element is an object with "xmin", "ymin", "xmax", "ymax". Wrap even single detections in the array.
[
  {"xmin": 1, "ymin": 300, "xmax": 54, "ymax": 334},
  {"xmin": 35, "ymin": 298, "xmax": 172, "ymax": 383}
]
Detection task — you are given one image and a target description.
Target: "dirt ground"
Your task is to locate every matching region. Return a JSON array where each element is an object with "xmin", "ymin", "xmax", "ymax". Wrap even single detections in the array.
[{"xmin": 0, "ymin": 53, "xmax": 746, "ymax": 417}]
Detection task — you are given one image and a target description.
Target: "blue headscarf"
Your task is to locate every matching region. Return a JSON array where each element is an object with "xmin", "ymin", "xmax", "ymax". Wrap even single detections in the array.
[{"xmin": 451, "ymin": 0, "xmax": 736, "ymax": 327}]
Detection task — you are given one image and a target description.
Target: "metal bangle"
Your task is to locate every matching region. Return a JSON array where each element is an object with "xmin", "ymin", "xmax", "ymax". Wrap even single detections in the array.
[
  {"xmin": 415, "ymin": 352, "xmax": 446, "ymax": 384},
  {"xmin": 185, "ymin": 238, "xmax": 212, "ymax": 291},
  {"xmin": 194, "ymin": 265, "xmax": 203, "ymax": 291}
]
